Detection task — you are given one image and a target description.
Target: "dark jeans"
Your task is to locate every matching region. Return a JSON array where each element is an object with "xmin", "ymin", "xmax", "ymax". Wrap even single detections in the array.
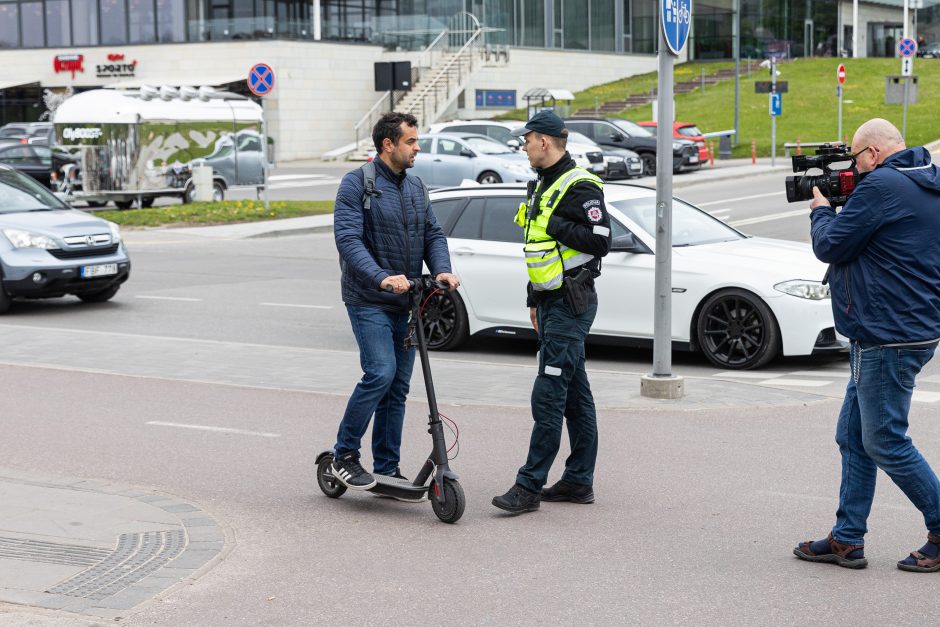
[
  {"xmin": 334, "ymin": 305, "xmax": 415, "ymax": 475},
  {"xmin": 832, "ymin": 340, "xmax": 940, "ymax": 545},
  {"xmin": 516, "ymin": 296, "xmax": 599, "ymax": 493}
]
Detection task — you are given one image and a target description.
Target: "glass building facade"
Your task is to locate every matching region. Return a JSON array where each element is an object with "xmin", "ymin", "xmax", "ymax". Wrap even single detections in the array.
[{"xmin": 0, "ymin": 0, "xmax": 936, "ymax": 57}]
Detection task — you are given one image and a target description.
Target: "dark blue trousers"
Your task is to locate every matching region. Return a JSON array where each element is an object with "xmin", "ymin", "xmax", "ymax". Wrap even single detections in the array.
[{"xmin": 516, "ymin": 296, "xmax": 599, "ymax": 493}]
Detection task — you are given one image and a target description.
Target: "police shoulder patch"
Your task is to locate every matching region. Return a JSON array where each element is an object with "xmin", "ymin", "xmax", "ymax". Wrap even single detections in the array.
[{"xmin": 584, "ymin": 199, "xmax": 603, "ymax": 223}]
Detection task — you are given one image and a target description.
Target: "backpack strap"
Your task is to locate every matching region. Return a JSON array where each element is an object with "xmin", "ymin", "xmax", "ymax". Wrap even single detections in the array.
[{"xmin": 359, "ymin": 160, "xmax": 378, "ymax": 211}]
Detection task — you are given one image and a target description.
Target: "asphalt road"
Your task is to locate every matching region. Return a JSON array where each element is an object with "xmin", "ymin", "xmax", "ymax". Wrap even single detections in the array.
[{"xmin": 4, "ymin": 168, "xmax": 940, "ymax": 624}]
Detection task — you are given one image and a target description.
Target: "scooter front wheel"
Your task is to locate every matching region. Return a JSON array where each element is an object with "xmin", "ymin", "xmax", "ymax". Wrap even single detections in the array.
[
  {"xmin": 317, "ymin": 455, "xmax": 347, "ymax": 498},
  {"xmin": 431, "ymin": 478, "xmax": 465, "ymax": 524}
]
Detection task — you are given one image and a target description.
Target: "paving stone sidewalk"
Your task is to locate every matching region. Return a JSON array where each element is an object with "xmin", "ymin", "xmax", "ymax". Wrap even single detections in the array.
[{"xmin": 0, "ymin": 469, "xmax": 227, "ymax": 622}]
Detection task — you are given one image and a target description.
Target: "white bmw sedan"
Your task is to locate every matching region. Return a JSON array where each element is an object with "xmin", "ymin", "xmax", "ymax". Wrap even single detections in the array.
[{"xmin": 420, "ymin": 182, "xmax": 846, "ymax": 370}]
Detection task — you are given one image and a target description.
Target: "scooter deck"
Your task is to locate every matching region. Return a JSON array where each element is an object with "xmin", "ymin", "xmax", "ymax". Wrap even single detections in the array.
[{"xmin": 367, "ymin": 475, "xmax": 429, "ymax": 503}]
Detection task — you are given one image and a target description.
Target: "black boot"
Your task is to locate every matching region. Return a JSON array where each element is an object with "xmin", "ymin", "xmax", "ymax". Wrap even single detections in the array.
[
  {"xmin": 492, "ymin": 484, "xmax": 540, "ymax": 514},
  {"xmin": 541, "ymin": 479, "xmax": 594, "ymax": 504}
]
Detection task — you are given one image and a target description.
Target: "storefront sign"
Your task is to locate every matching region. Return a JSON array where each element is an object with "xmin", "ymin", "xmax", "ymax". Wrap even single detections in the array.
[
  {"xmin": 62, "ymin": 127, "xmax": 103, "ymax": 141},
  {"xmin": 53, "ymin": 54, "xmax": 85, "ymax": 79},
  {"xmin": 96, "ymin": 54, "xmax": 138, "ymax": 79}
]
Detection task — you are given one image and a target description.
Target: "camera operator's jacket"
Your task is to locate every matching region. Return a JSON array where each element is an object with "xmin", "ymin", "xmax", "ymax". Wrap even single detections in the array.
[
  {"xmin": 334, "ymin": 157, "xmax": 451, "ymax": 313},
  {"xmin": 810, "ymin": 146, "xmax": 940, "ymax": 344}
]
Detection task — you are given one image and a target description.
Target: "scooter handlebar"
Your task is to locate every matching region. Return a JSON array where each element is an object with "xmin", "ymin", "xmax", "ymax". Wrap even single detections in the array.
[{"xmin": 383, "ymin": 277, "xmax": 449, "ymax": 293}]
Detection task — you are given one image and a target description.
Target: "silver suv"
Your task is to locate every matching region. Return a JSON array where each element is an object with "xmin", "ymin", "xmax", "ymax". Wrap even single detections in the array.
[{"xmin": 0, "ymin": 165, "xmax": 130, "ymax": 312}]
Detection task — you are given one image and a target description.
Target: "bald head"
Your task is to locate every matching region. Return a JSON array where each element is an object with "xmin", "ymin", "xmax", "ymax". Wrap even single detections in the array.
[
  {"xmin": 853, "ymin": 118, "xmax": 905, "ymax": 153},
  {"xmin": 852, "ymin": 118, "xmax": 906, "ymax": 172}
]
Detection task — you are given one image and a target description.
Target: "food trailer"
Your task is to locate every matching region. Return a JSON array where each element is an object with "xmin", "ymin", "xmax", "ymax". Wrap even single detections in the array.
[{"xmin": 53, "ymin": 87, "xmax": 268, "ymax": 208}]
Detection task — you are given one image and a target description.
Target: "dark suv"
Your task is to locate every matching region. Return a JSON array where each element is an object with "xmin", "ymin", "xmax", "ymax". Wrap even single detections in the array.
[{"xmin": 565, "ymin": 118, "xmax": 700, "ymax": 176}]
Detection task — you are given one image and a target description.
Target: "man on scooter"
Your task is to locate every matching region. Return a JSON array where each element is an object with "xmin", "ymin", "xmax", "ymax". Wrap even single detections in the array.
[
  {"xmin": 493, "ymin": 110, "xmax": 611, "ymax": 514},
  {"xmin": 332, "ymin": 112, "xmax": 460, "ymax": 489}
]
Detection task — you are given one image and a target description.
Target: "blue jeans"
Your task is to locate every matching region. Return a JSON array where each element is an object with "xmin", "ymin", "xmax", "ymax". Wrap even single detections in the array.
[
  {"xmin": 832, "ymin": 340, "xmax": 940, "ymax": 545},
  {"xmin": 516, "ymin": 296, "xmax": 599, "ymax": 493},
  {"xmin": 334, "ymin": 305, "xmax": 416, "ymax": 475}
]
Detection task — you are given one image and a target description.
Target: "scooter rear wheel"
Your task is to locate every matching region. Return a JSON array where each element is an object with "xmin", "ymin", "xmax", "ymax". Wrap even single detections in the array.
[
  {"xmin": 431, "ymin": 478, "xmax": 465, "ymax": 524},
  {"xmin": 317, "ymin": 455, "xmax": 347, "ymax": 498}
]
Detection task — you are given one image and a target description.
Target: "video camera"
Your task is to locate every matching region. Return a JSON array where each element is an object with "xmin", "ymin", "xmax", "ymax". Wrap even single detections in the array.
[{"xmin": 784, "ymin": 143, "xmax": 859, "ymax": 207}]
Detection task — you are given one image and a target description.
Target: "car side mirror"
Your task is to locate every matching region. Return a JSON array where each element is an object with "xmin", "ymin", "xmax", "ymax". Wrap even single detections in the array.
[
  {"xmin": 610, "ymin": 233, "xmax": 644, "ymax": 253},
  {"xmin": 506, "ymin": 139, "xmax": 521, "ymax": 150},
  {"xmin": 610, "ymin": 133, "xmax": 624, "ymax": 142},
  {"xmin": 459, "ymin": 148, "xmax": 475, "ymax": 157}
]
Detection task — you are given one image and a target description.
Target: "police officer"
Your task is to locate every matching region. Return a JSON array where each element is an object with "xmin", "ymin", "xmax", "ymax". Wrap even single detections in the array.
[{"xmin": 492, "ymin": 110, "xmax": 611, "ymax": 515}]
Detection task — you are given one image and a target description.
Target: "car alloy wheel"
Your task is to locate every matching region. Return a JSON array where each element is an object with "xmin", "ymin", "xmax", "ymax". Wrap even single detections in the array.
[
  {"xmin": 421, "ymin": 287, "xmax": 469, "ymax": 351},
  {"xmin": 639, "ymin": 153, "xmax": 656, "ymax": 176},
  {"xmin": 696, "ymin": 288, "xmax": 780, "ymax": 369},
  {"xmin": 477, "ymin": 171, "xmax": 502, "ymax": 185}
]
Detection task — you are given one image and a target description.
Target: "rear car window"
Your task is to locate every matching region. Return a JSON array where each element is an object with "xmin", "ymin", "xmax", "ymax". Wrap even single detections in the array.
[
  {"xmin": 449, "ymin": 198, "xmax": 484, "ymax": 239},
  {"xmin": 481, "ymin": 197, "xmax": 524, "ymax": 243},
  {"xmin": 677, "ymin": 125, "xmax": 703, "ymax": 137},
  {"xmin": 429, "ymin": 198, "xmax": 466, "ymax": 233}
]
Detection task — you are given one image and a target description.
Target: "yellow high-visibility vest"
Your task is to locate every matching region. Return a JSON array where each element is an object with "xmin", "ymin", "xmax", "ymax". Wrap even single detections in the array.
[{"xmin": 514, "ymin": 167, "xmax": 603, "ymax": 291}]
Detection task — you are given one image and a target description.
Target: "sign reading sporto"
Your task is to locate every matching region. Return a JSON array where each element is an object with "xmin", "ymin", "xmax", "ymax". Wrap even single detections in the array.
[{"xmin": 61, "ymin": 127, "xmax": 103, "ymax": 142}]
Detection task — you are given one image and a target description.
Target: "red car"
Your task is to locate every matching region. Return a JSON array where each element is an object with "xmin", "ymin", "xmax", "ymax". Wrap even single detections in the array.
[{"xmin": 638, "ymin": 121, "xmax": 709, "ymax": 162}]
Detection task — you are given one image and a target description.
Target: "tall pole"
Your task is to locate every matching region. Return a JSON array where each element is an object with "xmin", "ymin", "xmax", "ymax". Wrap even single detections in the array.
[
  {"xmin": 261, "ymin": 99, "xmax": 270, "ymax": 212},
  {"xmin": 770, "ymin": 57, "xmax": 776, "ymax": 167},
  {"xmin": 652, "ymin": 26, "xmax": 674, "ymax": 379},
  {"xmin": 733, "ymin": 0, "xmax": 740, "ymax": 146},
  {"xmin": 904, "ymin": 0, "xmax": 909, "ymax": 38},
  {"xmin": 853, "ymin": 0, "xmax": 859, "ymax": 57}
]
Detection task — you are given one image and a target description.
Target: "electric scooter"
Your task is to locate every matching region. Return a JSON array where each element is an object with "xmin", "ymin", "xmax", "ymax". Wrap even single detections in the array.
[{"xmin": 315, "ymin": 276, "xmax": 466, "ymax": 524}]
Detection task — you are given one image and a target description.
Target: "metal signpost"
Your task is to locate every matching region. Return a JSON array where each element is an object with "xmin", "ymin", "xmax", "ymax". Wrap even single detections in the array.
[
  {"xmin": 899, "ymin": 37, "xmax": 916, "ymax": 140},
  {"xmin": 837, "ymin": 64, "xmax": 846, "ymax": 141},
  {"xmin": 641, "ymin": 0, "xmax": 690, "ymax": 400},
  {"xmin": 769, "ymin": 57, "xmax": 779, "ymax": 167},
  {"xmin": 248, "ymin": 62, "xmax": 275, "ymax": 212}
]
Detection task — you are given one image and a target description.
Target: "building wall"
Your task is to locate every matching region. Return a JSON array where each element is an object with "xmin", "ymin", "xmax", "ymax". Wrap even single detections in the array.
[{"xmin": 0, "ymin": 40, "xmax": 662, "ymax": 160}]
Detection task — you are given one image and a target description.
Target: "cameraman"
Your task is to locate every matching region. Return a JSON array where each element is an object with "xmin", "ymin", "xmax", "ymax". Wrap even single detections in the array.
[{"xmin": 794, "ymin": 118, "xmax": 940, "ymax": 572}]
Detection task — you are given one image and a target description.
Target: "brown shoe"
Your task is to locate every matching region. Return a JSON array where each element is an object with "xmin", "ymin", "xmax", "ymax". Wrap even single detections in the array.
[
  {"xmin": 793, "ymin": 532, "xmax": 868, "ymax": 569},
  {"xmin": 898, "ymin": 533, "xmax": 940, "ymax": 572}
]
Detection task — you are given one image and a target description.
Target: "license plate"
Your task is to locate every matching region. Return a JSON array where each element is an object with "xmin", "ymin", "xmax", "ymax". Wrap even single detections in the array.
[
  {"xmin": 689, "ymin": 155, "xmax": 699, "ymax": 163},
  {"xmin": 81, "ymin": 263, "xmax": 118, "ymax": 278}
]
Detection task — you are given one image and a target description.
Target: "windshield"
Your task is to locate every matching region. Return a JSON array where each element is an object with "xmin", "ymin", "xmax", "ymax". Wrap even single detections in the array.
[
  {"xmin": 677, "ymin": 125, "xmax": 703, "ymax": 137},
  {"xmin": 611, "ymin": 119, "xmax": 653, "ymax": 137},
  {"xmin": 462, "ymin": 136, "xmax": 513, "ymax": 155},
  {"xmin": 0, "ymin": 169, "xmax": 66, "ymax": 212},
  {"xmin": 567, "ymin": 131, "xmax": 598, "ymax": 146},
  {"xmin": 610, "ymin": 196, "xmax": 743, "ymax": 246}
]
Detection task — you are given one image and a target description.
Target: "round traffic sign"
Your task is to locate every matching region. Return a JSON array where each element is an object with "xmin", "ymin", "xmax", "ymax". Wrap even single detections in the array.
[
  {"xmin": 661, "ymin": 0, "xmax": 692, "ymax": 55},
  {"xmin": 837, "ymin": 64, "xmax": 846, "ymax": 84},
  {"xmin": 899, "ymin": 37, "xmax": 917, "ymax": 58},
  {"xmin": 248, "ymin": 63, "xmax": 275, "ymax": 97}
]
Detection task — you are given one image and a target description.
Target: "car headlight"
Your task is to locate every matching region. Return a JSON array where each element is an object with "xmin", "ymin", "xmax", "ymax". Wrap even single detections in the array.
[
  {"xmin": 605, "ymin": 155, "xmax": 625, "ymax": 163},
  {"xmin": 774, "ymin": 279, "xmax": 830, "ymax": 300},
  {"xmin": 2, "ymin": 228, "xmax": 60, "ymax": 250},
  {"xmin": 628, "ymin": 156, "xmax": 641, "ymax": 163},
  {"xmin": 108, "ymin": 221, "xmax": 122, "ymax": 244},
  {"xmin": 672, "ymin": 141, "xmax": 684, "ymax": 151}
]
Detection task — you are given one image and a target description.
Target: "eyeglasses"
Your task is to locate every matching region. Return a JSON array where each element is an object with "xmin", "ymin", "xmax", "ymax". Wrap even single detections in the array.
[{"xmin": 851, "ymin": 145, "xmax": 878, "ymax": 159}]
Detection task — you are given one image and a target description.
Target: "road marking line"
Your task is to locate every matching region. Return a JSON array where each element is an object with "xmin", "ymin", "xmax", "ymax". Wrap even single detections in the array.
[
  {"xmin": 696, "ymin": 191, "xmax": 786, "ymax": 207},
  {"xmin": 135, "ymin": 295, "xmax": 202, "ymax": 302},
  {"xmin": 913, "ymin": 391, "xmax": 940, "ymax": 403},
  {"xmin": 146, "ymin": 421, "xmax": 280, "ymax": 437},
  {"xmin": 789, "ymin": 370, "xmax": 849, "ymax": 378},
  {"xmin": 713, "ymin": 371, "xmax": 783, "ymax": 379},
  {"xmin": 260, "ymin": 302, "xmax": 332, "ymax": 309},
  {"xmin": 268, "ymin": 174, "xmax": 330, "ymax": 181},
  {"xmin": 269, "ymin": 180, "xmax": 341, "ymax": 190},
  {"xmin": 920, "ymin": 375, "xmax": 940, "ymax": 384},
  {"xmin": 730, "ymin": 208, "xmax": 808, "ymax": 227},
  {"xmin": 759, "ymin": 378, "xmax": 831, "ymax": 387}
]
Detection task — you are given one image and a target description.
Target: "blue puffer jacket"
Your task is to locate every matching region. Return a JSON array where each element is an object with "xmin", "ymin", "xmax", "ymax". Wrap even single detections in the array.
[
  {"xmin": 334, "ymin": 158, "xmax": 451, "ymax": 313},
  {"xmin": 811, "ymin": 146, "xmax": 940, "ymax": 344}
]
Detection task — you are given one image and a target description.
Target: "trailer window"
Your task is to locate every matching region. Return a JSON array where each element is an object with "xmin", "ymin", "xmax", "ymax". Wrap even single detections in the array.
[{"xmin": 238, "ymin": 134, "xmax": 261, "ymax": 152}]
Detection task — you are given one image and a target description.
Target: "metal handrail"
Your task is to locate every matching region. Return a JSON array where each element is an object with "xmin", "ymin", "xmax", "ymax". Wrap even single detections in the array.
[
  {"xmin": 403, "ymin": 27, "xmax": 482, "ymax": 125},
  {"xmin": 417, "ymin": 29, "xmax": 449, "ymax": 69}
]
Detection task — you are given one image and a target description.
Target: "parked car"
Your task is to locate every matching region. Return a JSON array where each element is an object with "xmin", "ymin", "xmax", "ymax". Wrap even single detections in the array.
[
  {"xmin": 409, "ymin": 132, "xmax": 535, "ymax": 187},
  {"xmin": 429, "ymin": 119, "xmax": 607, "ymax": 177},
  {"xmin": 0, "ymin": 165, "xmax": 130, "ymax": 312},
  {"xmin": 0, "ymin": 141, "xmax": 55, "ymax": 188},
  {"xmin": 417, "ymin": 182, "xmax": 845, "ymax": 369},
  {"xmin": 568, "ymin": 131, "xmax": 643, "ymax": 179},
  {"xmin": 565, "ymin": 117, "xmax": 700, "ymax": 176},
  {"xmin": 920, "ymin": 42, "xmax": 940, "ymax": 58},
  {"xmin": 638, "ymin": 121, "xmax": 709, "ymax": 162},
  {"xmin": 0, "ymin": 122, "xmax": 54, "ymax": 146}
]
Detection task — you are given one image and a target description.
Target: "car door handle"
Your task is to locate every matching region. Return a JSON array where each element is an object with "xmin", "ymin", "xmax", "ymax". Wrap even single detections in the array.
[{"xmin": 453, "ymin": 247, "xmax": 474, "ymax": 256}]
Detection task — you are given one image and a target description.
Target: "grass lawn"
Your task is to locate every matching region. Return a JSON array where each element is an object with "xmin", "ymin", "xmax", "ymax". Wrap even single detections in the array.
[
  {"xmin": 507, "ymin": 58, "xmax": 938, "ymax": 158},
  {"xmin": 95, "ymin": 199, "xmax": 335, "ymax": 228}
]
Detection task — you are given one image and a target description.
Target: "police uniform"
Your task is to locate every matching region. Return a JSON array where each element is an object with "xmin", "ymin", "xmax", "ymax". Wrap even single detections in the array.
[{"xmin": 492, "ymin": 110, "xmax": 612, "ymax": 513}]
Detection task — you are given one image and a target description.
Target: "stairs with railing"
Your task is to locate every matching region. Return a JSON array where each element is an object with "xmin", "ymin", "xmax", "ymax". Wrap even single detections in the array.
[{"xmin": 323, "ymin": 12, "xmax": 505, "ymax": 161}]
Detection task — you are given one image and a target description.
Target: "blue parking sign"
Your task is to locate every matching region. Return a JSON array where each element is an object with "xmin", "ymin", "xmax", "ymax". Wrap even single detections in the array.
[
  {"xmin": 770, "ymin": 92, "xmax": 782, "ymax": 117},
  {"xmin": 661, "ymin": 0, "xmax": 692, "ymax": 55}
]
